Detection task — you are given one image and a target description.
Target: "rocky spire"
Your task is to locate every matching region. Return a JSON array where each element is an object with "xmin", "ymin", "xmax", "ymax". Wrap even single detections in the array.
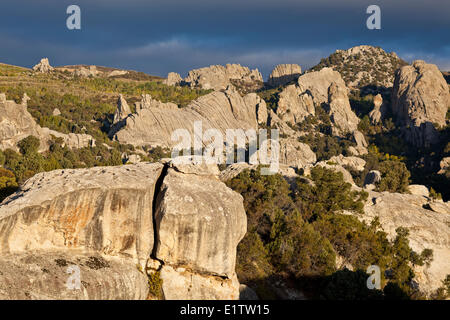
[
  {"xmin": 32, "ymin": 58, "xmax": 54, "ymax": 73},
  {"xmin": 113, "ymin": 94, "xmax": 132, "ymax": 124}
]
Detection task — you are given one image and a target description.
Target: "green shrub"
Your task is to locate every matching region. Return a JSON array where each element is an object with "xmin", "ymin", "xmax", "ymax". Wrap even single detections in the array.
[
  {"xmin": 147, "ymin": 271, "xmax": 163, "ymax": 299},
  {"xmin": 377, "ymin": 160, "xmax": 411, "ymax": 193},
  {"xmin": 18, "ymin": 136, "xmax": 41, "ymax": 155}
]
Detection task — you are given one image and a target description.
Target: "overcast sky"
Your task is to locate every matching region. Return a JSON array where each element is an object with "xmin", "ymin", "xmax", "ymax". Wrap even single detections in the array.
[{"xmin": 1, "ymin": 0, "xmax": 449, "ymax": 78}]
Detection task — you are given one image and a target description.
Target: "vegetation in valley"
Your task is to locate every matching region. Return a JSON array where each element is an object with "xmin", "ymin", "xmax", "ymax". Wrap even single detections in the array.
[{"xmin": 227, "ymin": 166, "xmax": 431, "ymax": 299}]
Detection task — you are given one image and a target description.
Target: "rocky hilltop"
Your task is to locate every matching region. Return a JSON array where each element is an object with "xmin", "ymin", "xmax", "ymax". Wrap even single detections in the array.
[
  {"xmin": 312, "ymin": 45, "xmax": 408, "ymax": 89},
  {"xmin": 0, "ymin": 160, "xmax": 246, "ymax": 299}
]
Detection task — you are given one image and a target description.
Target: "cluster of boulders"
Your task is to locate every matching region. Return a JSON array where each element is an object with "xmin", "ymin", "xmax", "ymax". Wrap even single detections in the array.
[
  {"xmin": 163, "ymin": 64, "xmax": 263, "ymax": 91},
  {"xmin": 0, "ymin": 93, "xmax": 95, "ymax": 151}
]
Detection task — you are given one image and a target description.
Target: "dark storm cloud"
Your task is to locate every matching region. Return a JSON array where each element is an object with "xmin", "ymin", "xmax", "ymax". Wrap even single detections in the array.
[{"xmin": 0, "ymin": 0, "xmax": 448, "ymax": 78}]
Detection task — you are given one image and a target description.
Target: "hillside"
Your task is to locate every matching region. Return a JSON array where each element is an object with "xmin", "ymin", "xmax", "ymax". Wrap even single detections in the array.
[
  {"xmin": 311, "ymin": 45, "xmax": 408, "ymax": 89},
  {"xmin": 0, "ymin": 54, "xmax": 449, "ymax": 301}
]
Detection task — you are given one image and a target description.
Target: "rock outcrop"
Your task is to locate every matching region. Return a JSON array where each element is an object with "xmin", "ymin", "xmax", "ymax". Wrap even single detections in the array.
[
  {"xmin": 32, "ymin": 58, "xmax": 54, "ymax": 73},
  {"xmin": 349, "ymin": 130, "xmax": 368, "ymax": 156},
  {"xmin": 311, "ymin": 45, "xmax": 407, "ymax": 89},
  {"xmin": 276, "ymin": 84, "xmax": 315, "ymax": 125},
  {"xmin": 74, "ymin": 66, "xmax": 100, "ymax": 78},
  {"xmin": 184, "ymin": 64, "xmax": 263, "ymax": 91},
  {"xmin": 391, "ymin": 60, "xmax": 449, "ymax": 147},
  {"xmin": 279, "ymin": 138, "xmax": 316, "ymax": 170},
  {"xmin": 164, "ymin": 72, "xmax": 182, "ymax": 86},
  {"xmin": 369, "ymin": 94, "xmax": 386, "ymax": 124},
  {"xmin": 272, "ymin": 67, "xmax": 359, "ymax": 135},
  {"xmin": 361, "ymin": 191, "xmax": 450, "ymax": 295},
  {"xmin": 328, "ymin": 155, "xmax": 366, "ymax": 172},
  {"xmin": 0, "ymin": 93, "xmax": 95, "ymax": 151},
  {"xmin": 0, "ymin": 161, "xmax": 247, "ymax": 300},
  {"xmin": 110, "ymin": 88, "xmax": 259, "ymax": 148},
  {"xmin": 268, "ymin": 64, "xmax": 302, "ymax": 87},
  {"xmin": 327, "ymin": 82, "xmax": 360, "ymax": 135},
  {"xmin": 113, "ymin": 94, "xmax": 132, "ymax": 124}
]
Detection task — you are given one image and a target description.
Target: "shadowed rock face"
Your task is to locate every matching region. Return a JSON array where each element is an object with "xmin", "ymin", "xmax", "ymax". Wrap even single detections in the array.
[
  {"xmin": 268, "ymin": 64, "xmax": 302, "ymax": 87},
  {"xmin": 392, "ymin": 60, "xmax": 450, "ymax": 147},
  {"xmin": 0, "ymin": 161, "xmax": 246, "ymax": 300}
]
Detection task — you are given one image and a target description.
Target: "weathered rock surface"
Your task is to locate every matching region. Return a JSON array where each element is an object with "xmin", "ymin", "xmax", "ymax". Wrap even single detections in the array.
[
  {"xmin": 110, "ymin": 89, "xmax": 259, "ymax": 148},
  {"xmin": 74, "ymin": 66, "xmax": 100, "ymax": 78},
  {"xmin": 113, "ymin": 94, "xmax": 132, "ymax": 124},
  {"xmin": 219, "ymin": 162, "xmax": 298, "ymax": 183},
  {"xmin": 164, "ymin": 72, "xmax": 182, "ymax": 86},
  {"xmin": 349, "ymin": 130, "xmax": 368, "ymax": 156},
  {"xmin": 0, "ymin": 161, "xmax": 247, "ymax": 300},
  {"xmin": 268, "ymin": 64, "xmax": 302, "ymax": 87},
  {"xmin": 52, "ymin": 108, "xmax": 61, "ymax": 116},
  {"xmin": 408, "ymin": 184, "xmax": 429, "ymax": 198},
  {"xmin": 361, "ymin": 192, "xmax": 450, "ymax": 295},
  {"xmin": 391, "ymin": 60, "xmax": 449, "ymax": 147},
  {"xmin": 0, "ymin": 93, "xmax": 95, "ymax": 151},
  {"xmin": 295, "ymin": 68, "xmax": 359, "ymax": 135},
  {"xmin": 279, "ymin": 138, "xmax": 316, "ymax": 170},
  {"xmin": 328, "ymin": 155, "xmax": 366, "ymax": 172},
  {"xmin": 276, "ymin": 84, "xmax": 315, "ymax": 125},
  {"xmin": 0, "ymin": 251, "xmax": 149, "ymax": 300},
  {"xmin": 157, "ymin": 265, "xmax": 240, "ymax": 300},
  {"xmin": 32, "ymin": 58, "xmax": 54, "ymax": 73},
  {"xmin": 327, "ymin": 82, "xmax": 360, "ymax": 135},
  {"xmin": 0, "ymin": 163, "xmax": 163, "ymax": 264},
  {"xmin": 184, "ymin": 64, "xmax": 263, "ymax": 91},
  {"xmin": 154, "ymin": 164, "xmax": 246, "ymax": 278}
]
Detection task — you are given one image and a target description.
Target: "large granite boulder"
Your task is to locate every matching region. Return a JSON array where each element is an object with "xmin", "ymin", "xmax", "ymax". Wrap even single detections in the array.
[
  {"xmin": 0, "ymin": 161, "xmax": 246, "ymax": 300},
  {"xmin": 154, "ymin": 163, "xmax": 247, "ymax": 278},
  {"xmin": 391, "ymin": 60, "xmax": 449, "ymax": 147},
  {"xmin": 268, "ymin": 64, "xmax": 302, "ymax": 87}
]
